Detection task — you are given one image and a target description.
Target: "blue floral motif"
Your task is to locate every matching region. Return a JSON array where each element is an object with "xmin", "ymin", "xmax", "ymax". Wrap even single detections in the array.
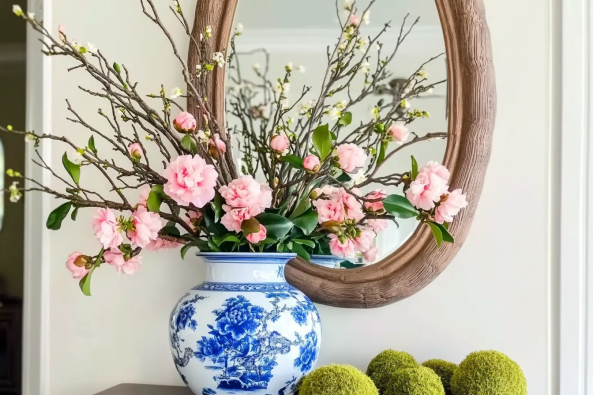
[
  {"xmin": 278, "ymin": 376, "xmax": 302, "ymax": 395},
  {"xmin": 277, "ymin": 265, "xmax": 284, "ymax": 278},
  {"xmin": 294, "ymin": 331, "xmax": 319, "ymax": 373},
  {"xmin": 291, "ymin": 305, "xmax": 308, "ymax": 326},
  {"xmin": 202, "ymin": 389, "xmax": 216, "ymax": 395},
  {"xmin": 176, "ymin": 304, "xmax": 198, "ymax": 331},
  {"xmin": 193, "ymin": 282, "xmax": 294, "ymax": 292},
  {"xmin": 214, "ymin": 296, "xmax": 265, "ymax": 340}
]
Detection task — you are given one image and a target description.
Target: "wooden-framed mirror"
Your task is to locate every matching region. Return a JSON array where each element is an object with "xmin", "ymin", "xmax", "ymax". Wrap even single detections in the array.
[{"xmin": 188, "ymin": 0, "xmax": 496, "ymax": 308}]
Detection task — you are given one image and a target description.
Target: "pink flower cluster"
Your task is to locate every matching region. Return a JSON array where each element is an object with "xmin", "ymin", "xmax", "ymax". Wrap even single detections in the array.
[
  {"xmin": 219, "ymin": 175, "xmax": 272, "ymax": 236},
  {"xmin": 405, "ymin": 161, "xmax": 468, "ymax": 224},
  {"xmin": 164, "ymin": 154, "xmax": 218, "ymax": 208},
  {"xmin": 335, "ymin": 143, "xmax": 367, "ymax": 173}
]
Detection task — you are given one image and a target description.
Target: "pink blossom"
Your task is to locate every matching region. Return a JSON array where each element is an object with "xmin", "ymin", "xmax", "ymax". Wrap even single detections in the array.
[
  {"xmin": 313, "ymin": 185, "xmax": 338, "ymax": 198},
  {"xmin": 423, "ymin": 161, "xmax": 451, "ymax": 183},
  {"xmin": 339, "ymin": 188, "xmax": 365, "ymax": 222},
  {"xmin": 388, "ymin": 123, "xmax": 410, "ymax": 144},
  {"xmin": 221, "ymin": 207, "xmax": 260, "ymax": 233},
  {"xmin": 435, "ymin": 189, "xmax": 468, "ymax": 224},
  {"xmin": 127, "ymin": 206, "xmax": 162, "ymax": 248},
  {"xmin": 328, "ymin": 235, "xmax": 356, "ymax": 258},
  {"xmin": 336, "ymin": 143, "xmax": 367, "ymax": 173},
  {"xmin": 219, "ymin": 175, "xmax": 273, "ymax": 210},
  {"xmin": 270, "ymin": 134, "xmax": 290, "ymax": 153},
  {"xmin": 58, "ymin": 25, "xmax": 66, "ymax": 42},
  {"xmin": 364, "ymin": 189, "xmax": 387, "ymax": 213},
  {"xmin": 164, "ymin": 154, "xmax": 218, "ymax": 207},
  {"xmin": 104, "ymin": 249, "xmax": 142, "ymax": 275},
  {"xmin": 128, "ymin": 142, "xmax": 143, "ymax": 162},
  {"xmin": 367, "ymin": 219, "xmax": 389, "ymax": 232},
  {"xmin": 313, "ymin": 194, "xmax": 346, "ymax": 224},
  {"xmin": 185, "ymin": 210, "xmax": 203, "ymax": 232},
  {"xmin": 353, "ymin": 227, "xmax": 376, "ymax": 253},
  {"xmin": 349, "ymin": 14, "xmax": 361, "ymax": 26},
  {"xmin": 303, "ymin": 155, "xmax": 321, "ymax": 173},
  {"xmin": 145, "ymin": 238, "xmax": 182, "ymax": 251},
  {"xmin": 209, "ymin": 134, "xmax": 227, "ymax": 155},
  {"xmin": 137, "ymin": 186, "xmax": 150, "ymax": 207},
  {"xmin": 406, "ymin": 170, "xmax": 449, "ymax": 211},
  {"xmin": 363, "ymin": 246, "xmax": 378, "ymax": 262},
  {"xmin": 92, "ymin": 208, "xmax": 123, "ymax": 249},
  {"xmin": 65, "ymin": 252, "xmax": 89, "ymax": 280},
  {"xmin": 246, "ymin": 224, "xmax": 267, "ymax": 244},
  {"xmin": 173, "ymin": 111, "xmax": 197, "ymax": 133}
]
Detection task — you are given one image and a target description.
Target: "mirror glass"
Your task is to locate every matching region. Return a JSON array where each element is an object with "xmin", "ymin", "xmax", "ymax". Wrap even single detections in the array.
[{"xmin": 227, "ymin": 0, "xmax": 447, "ymax": 267}]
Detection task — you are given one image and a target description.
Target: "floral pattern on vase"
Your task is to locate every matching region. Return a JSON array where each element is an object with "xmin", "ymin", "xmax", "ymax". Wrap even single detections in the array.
[{"xmin": 169, "ymin": 253, "xmax": 321, "ymax": 395}]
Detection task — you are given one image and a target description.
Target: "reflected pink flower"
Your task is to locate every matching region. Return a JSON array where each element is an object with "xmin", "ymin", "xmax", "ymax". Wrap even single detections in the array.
[
  {"xmin": 270, "ymin": 134, "xmax": 290, "ymax": 153},
  {"xmin": 435, "ymin": 189, "xmax": 468, "ymax": 224},
  {"xmin": 92, "ymin": 208, "xmax": 123, "ymax": 249},
  {"xmin": 303, "ymin": 155, "xmax": 320, "ymax": 173},
  {"xmin": 336, "ymin": 143, "xmax": 367, "ymax": 173},
  {"xmin": 353, "ymin": 227, "xmax": 376, "ymax": 253},
  {"xmin": 164, "ymin": 154, "xmax": 218, "ymax": 208},
  {"xmin": 406, "ymin": 169, "xmax": 449, "ymax": 211},
  {"xmin": 363, "ymin": 246, "xmax": 378, "ymax": 262},
  {"xmin": 388, "ymin": 123, "xmax": 410, "ymax": 144},
  {"xmin": 127, "ymin": 206, "xmax": 162, "ymax": 248},
  {"xmin": 340, "ymin": 188, "xmax": 365, "ymax": 222},
  {"xmin": 313, "ymin": 194, "xmax": 346, "ymax": 224},
  {"xmin": 246, "ymin": 224, "xmax": 267, "ymax": 244},
  {"xmin": 173, "ymin": 112, "xmax": 197, "ymax": 133},
  {"xmin": 364, "ymin": 189, "xmax": 387, "ymax": 213},
  {"xmin": 104, "ymin": 249, "xmax": 142, "ymax": 275},
  {"xmin": 65, "ymin": 252, "xmax": 89, "ymax": 280},
  {"xmin": 367, "ymin": 219, "xmax": 389, "ymax": 232},
  {"xmin": 328, "ymin": 235, "xmax": 356, "ymax": 258}
]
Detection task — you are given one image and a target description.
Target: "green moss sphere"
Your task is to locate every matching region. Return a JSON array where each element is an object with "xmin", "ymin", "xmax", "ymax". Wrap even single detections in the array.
[
  {"xmin": 450, "ymin": 351, "xmax": 527, "ymax": 395},
  {"xmin": 422, "ymin": 359, "xmax": 458, "ymax": 395},
  {"xmin": 366, "ymin": 350, "xmax": 418, "ymax": 393},
  {"xmin": 300, "ymin": 364, "xmax": 379, "ymax": 395},
  {"xmin": 294, "ymin": 376, "xmax": 306, "ymax": 395},
  {"xmin": 384, "ymin": 366, "xmax": 445, "ymax": 395}
]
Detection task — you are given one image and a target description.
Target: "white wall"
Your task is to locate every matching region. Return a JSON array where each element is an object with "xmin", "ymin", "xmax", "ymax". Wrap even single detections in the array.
[{"xmin": 42, "ymin": 0, "xmax": 557, "ymax": 394}]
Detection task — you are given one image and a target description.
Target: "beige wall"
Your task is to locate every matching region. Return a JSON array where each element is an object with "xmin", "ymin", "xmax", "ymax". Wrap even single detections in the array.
[
  {"xmin": 45, "ymin": 0, "xmax": 556, "ymax": 394},
  {"xmin": 0, "ymin": 0, "xmax": 26, "ymax": 297}
]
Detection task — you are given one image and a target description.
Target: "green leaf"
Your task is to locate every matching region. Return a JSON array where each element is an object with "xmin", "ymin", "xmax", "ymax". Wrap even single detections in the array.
[
  {"xmin": 293, "ymin": 239, "xmax": 315, "ymax": 248},
  {"xmin": 312, "ymin": 124, "xmax": 333, "ymax": 160},
  {"xmin": 213, "ymin": 193, "xmax": 224, "ymax": 223},
  {"xmin": 291, "ymin": 209, "xmax": 319, "ymax": 236},
  {"xmin": 291, "ymin": 242, "xmax": 311, "ymax": 260},
  {"xmin": 339, "ymin": 112, "xmax": 353, "ymax": 126},
  {"xmin": 181, "ymin": 134, "xmax": 198, "ymax": 154},
  {"xmin": 281, "ymin": 155, "xmax": 304, "ymax": 170},
  {"xmin": 62, "ymin": 153, "xmax": 81, "ymax": 185},
  {"xmin": 377, "ymin": 140, "xmax": 388, "ymax": 166},
  {"xmin": 79, "ymin": 249, "xmax": 104, "ymax": 296},
  {"xmin": 207, "ymin": 240, "xmax": 221, "ymax": 252},
  {"xmin": 290, "ymin": 197, "xmax": 311, "ymax": 220},
  {"xmin": 340, "ymin": 260, "xmax": 365, "ymax": 269},
  {"xmin": 213, "ymin": 234, "xmax": 241, "ymax": 247},
  {"xmin": 46, "ymin": 202, "xmax": 73, "ymax": 230},
  {"xmin": 383, "ymin": 194, "xmax": 418, "ymax": 219},
  {"xmin": 427, "ymin": 222, "xmax": 443, "ymax": 247},
  {"xmin": 181, "ymin": 239, "xmax": 210, "ymax": 259},
  {"xmin": 88, "ymin": 136, "xmax": 97, "ymax": 154},
  {"xmin": 336, "ymin": 172, "xmax": 352, "ymax": 183},
  {"xmin": 255, "ymin": 212, "xmax": 294, "ymax": 240},
  {"xmin": 160, "ymin": 225, "xmax": 180, "ymax": 237},
  {"xmin": 241, "ymin": 217, "xmax": 261, "ymax": 234},
  {"xmin": 411, "ymin": 155, "xmax": 419, "ymax": 180},
  {"xmin": 70, "ymin": 207, "xmax": 79, "ymax": 221},
  {"xmin": 377, "ymin": 98, "xmax": 385, "ymax": 107},
  {"xmin": 432, "ymin": 222, "xmax": 454, "ymax": 244},
  {"xmin": 113, "ymin": 62, "xmax": 121, "ymax": 74},
  {"xmin": 147, "ymin": 185, "xmax": 164, "ymax": 213}
]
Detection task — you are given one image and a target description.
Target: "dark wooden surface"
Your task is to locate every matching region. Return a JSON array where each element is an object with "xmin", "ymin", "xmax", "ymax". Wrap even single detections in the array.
[
  {"xmin": 95, "ymin": 384, "xmax": 191, "ymax": 395},
  {"xmin": 190, "ymin": 0, "xmax": 496, "ymax": 308}
]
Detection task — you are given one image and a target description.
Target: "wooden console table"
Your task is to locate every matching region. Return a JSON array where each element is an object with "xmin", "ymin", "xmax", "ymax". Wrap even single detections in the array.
[{"xmin": 95, "ymin": 384, "xmax": 192, "ymax": 395}]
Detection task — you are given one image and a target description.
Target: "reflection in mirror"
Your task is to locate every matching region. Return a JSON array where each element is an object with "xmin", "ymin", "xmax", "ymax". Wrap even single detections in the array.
[{"xmin": 226, "ymin": 0, "xmax": 447, "ymax": 268}]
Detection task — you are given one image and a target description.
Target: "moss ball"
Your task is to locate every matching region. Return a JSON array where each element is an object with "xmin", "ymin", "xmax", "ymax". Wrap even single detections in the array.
[
  {"xmin": 384, "ymin": 366, "xmax": 445, "ymax": 395},
  {"xmin": 366, "ymin": 350, "xmax": 418, "ymax": 393},
  {"xmin": 450, "ymin": 350, "xmax": 527, "ymax": 395},
  {"xmin": 294, "ymin": 376, "xmax": 306, "ymax": 394},
  {"xmin": 422, "ymin": 359, "xmax": 458, "ymax": 395},
  {"xmin": 300, "ymin": 364, "xmax": 378, "ymax": 395}
]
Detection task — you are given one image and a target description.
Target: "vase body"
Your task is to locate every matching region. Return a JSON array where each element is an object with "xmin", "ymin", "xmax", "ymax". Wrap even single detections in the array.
[
  {"xmin": 169, "ymin": 253, "xmax": 322, "ymax": 395},
  {"xmin": 309, "ymin": 254, "xmax": 344, "ymax": 269}
]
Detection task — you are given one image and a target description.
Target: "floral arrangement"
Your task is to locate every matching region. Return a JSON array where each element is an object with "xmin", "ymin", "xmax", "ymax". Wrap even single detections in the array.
[{"xmin": 3, "ymin": 1, "xmax": 468, "ymax": 295}]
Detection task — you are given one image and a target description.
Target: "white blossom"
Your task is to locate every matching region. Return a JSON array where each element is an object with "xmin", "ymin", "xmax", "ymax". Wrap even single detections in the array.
[
  {"xmin": 275, "ymin": 82, "xmax": 291, "ymax": 94},
  {"xmin": 285, "ymin": 62, "xmax": 293, "ymax": 72},
  {"xmin": 87, "ymin": 42, "xmax": 97, "ymax": 53},
  {"xmin": 213, "ymin": 52, "xmax": 225, "ymax": 67},
  {"xmin": 328, "ymin": 107, "xmax": 342, "ymax": 120},
  {"xmin": 400, "ymin": 100, "xmax": 411, "ymax": 109},
  {"xmin": 343, "ymin": 0, "xmax": 354, "ymax": 10},
  {"xmin": 417, "ymin": 68, "xmax": 427, "ymax": 78},
  {"xmin": 27, "ymin": 12, "xmax": 35, "ymax": 19},
  {"xmin": 287, "ymin": 117, "xmax": 295, "ymax": 125},
  {"xmin": 352, "ymin": 169, "xmax": 367, "ymax": 185},
  {"xmin": 298, "ymin": 65, "xmax": 306, "ymax": 73},
  {"xmin": 360, "ymin": 61, "xmax": 371, "ymax": 74},
  {"xmin": 205, "ymin": 25, "xmax": 212, "ymax": 39},
  {"xmin": 235, "ymin": 23, "xmax": 244, "ymax": 35},
  {"xmin": 280, "ymin": 97, "xmax": 290, "ymax": 109},
  {"xmin": 12, "ymin": 5, "xmax": 23, "ymax": 16},
  {"xmin": 196, "ymin": 130, "xmax": 209, "ymax": 142},
  {"xmin": 362, "ymin": 10, "xmax": 371, "ymax": 25},
  {"xmin": 68, "ymin": 151, "xmax": 84, "ymax": 165},
  {"xmin": 335, "ymin": 100, "xmax": 347, "ymax": 109},
  {"xmin": 170, "ymin": 87, "xmax": 183, "ymax": 99},
  {"xmin": 9, "ymin": 182, "xmax": 22, "ymax": 203},
  {"xmin": 24, "ymin": 134, "xmax": 35, "ymax": 143},
  {"xmin": 253, "ymin": 63, "xmax": 261, "ymax": 71}
]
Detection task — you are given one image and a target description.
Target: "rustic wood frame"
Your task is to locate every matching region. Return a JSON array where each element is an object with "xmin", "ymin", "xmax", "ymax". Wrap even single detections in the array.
[{"xmin": 189, "ymin": 0, "xmax": 496, "ymax": 308}]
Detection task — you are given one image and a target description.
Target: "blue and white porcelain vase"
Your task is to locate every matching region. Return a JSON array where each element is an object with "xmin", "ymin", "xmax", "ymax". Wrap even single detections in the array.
[
  {"xmin": 309, "ymin": 254, "xmax": 344, "ymax": 269},
  {"xmin": 169, "ymin": 253, "xmax": 322, "ymax": 395}
]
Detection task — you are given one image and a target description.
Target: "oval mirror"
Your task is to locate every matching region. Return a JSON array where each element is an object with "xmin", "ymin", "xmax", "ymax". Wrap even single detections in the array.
[{"xmin": 189, "ymin": 0, "xmax": 496, "ymax": 307}]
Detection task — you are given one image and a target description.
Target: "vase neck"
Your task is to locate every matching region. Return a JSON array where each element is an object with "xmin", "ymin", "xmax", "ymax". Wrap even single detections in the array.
[{"xmin": 199, "ymin": 253, "xmax": 296, "ymax": 284}]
